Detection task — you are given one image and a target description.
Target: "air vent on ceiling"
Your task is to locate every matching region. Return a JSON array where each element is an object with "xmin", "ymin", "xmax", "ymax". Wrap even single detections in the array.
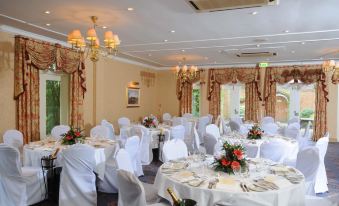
[
  {"xmin": 236, "ymin": 52, "xmax": 277, "ymax": 57},
  {"xmin": 187, "ymin": 0, "xmax": 278, "ymax": 12}
]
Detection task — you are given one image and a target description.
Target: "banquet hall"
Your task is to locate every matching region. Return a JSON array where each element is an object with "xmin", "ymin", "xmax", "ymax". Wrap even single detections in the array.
[{"xmin": 1, "ymin": 0, "xmax": 339, "ymax": 205}]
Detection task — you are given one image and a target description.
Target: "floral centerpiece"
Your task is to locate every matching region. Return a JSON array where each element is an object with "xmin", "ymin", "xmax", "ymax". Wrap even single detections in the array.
[
  {"xmin": 61, "ymin": 128, "xmax": 84, "ymax": 145},
  {"xmin": 247, "ymin": 124, "xmax": 264, "ymax": 140},
  {"xmin": 142, "ymin": 115, "xmax": 158, "ymax": 128},
  {"xmin": 213, "ymin": 141, "xmax": 247, "ymax": 175}
]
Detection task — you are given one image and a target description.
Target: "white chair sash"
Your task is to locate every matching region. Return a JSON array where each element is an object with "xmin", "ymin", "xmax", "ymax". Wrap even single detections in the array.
[
  {"xmin": 124, "ymin": 136, "xmax": 143, "ymax": 176},
  {"xmin": 131, "ymin": 125, "xmax": 153, "ymax": 165},
  {"xmin": 315, "ymin": 133, "xmax": 329, "ymax": 194},
  {"xmin": 288, "ymin": 117, "xmax": 300, "ymax": 125}
]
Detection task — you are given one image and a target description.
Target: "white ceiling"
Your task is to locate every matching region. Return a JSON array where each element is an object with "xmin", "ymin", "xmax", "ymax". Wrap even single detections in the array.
[{"xmin": 1, "ymin": 0, "xmax": 339, "ymax": 68}]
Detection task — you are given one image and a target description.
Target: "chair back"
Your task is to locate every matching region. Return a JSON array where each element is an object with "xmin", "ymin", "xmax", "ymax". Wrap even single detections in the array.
[
  {"xmin": 124, "ymin": 136, "xmax": 140, "ymax": 160},
  {"xmin": 162, "ymin": 113, "xmax": 172, "ymax": 121},
  {"xmin": 170, "ymin": 125, "xmax": 185, "ymax": 140},
  {"xmin": 192, "ymin": 122, "xmax": 200, "ymax": 151},
  {"xmin": 197, "ymin": 116, "xmax": 210, "ymax": 143},
  {"xmin": 203, "ymin": 133, "xmax": 218, "ymax": 155},
  {"xmin": 172, "ymin": 117, "xmax": 184, "ymax": 126},
  {"xmin": 285, "ymin": 123, "xmax": 300, "ymax": 139},
  {"xmin": 131, "ymin": 126, "xmax": 152, "ymax": 165},
  {"xmin": 101, "ymin": 119, "xmax": 115, "ymax": 139},
  {"xmin": 162, "ymin": 139, "xmax": 188, "ymax": 162},
  {"xmin": 182, "ymin": 113, "xmax": 193, "ymax": 119},
  {"xmin": 118, "ymin": 117, "xmax": 131, "ymax": 128},
  {"xmin": 316, "ymin": 133, "xmax": 329, "ymax": 161},
  {"xmin": 90, "ymin": 125, "xmax": 110, "ymax": 138},
  {"xmin": 0, "ymin": 144, "xmax": 26, "ymax": 206},
  {"xmin": 230, "ymin": 115, "xmax": 243, "ymax": 125},
  {"xmin": 229, "ymin": 120, "xmax": 241, "ymax": 132},
  {"xmin": 206, "ymin": 124, "xmax": 220, "ymax": 139},
  {"xmin": 261, "ymin": 123, "xmax": 278, "ymax": 136},
  {"xmin": 243, "ymin": 143, "xmax": 259, "ymax": 158},
  {"xmin": 51, "ymin": 125, "xmax": 70, "ymax": 140},
  {"xmin": 296, "ymin": 147, "xmax": 320, "ymax": 182},
  {"xmin": 260, "ymin": 140, "xmax": 289, "ymax": 163},
  {"xmin": 288, "ymin": 117, "xmax": 300, "ymax": 125},
  {"xmin": 3, "ymin": 130, "xmax": 24, "ymax": 150},
  {"xmin": 59, "ymin": 144, "xmax": 96, "ymax": 206},
  {"xmin": 261, "ymin": 116, "xmax": 274, "ymax": 126},
  {"xmin": 116, "ymin": 149, "xmax": 134, "ymax": 173},
  {"xmin": 116, "ymin": 170, "xmax": 147, "ymax": 206}
]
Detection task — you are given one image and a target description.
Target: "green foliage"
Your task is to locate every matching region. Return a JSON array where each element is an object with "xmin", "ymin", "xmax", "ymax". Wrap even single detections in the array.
[
  {"xmin": 300, "ymin": 108, "xmax": 314, "ymax": 118},
  {"xmin": 192, "ymin": 89, "xmax": 200, "ymax": 117},
  {"xmin": 46, "ymin": 80, "xmax": 60, "ymax": 134}
]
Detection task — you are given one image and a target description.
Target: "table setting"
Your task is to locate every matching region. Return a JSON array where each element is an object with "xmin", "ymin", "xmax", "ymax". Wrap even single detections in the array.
[{"xmin": 154, "ymin": 140, "xmax": 305, "ymax": 206}]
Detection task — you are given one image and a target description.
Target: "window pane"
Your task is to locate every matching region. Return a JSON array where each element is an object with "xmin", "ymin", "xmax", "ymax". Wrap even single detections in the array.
[
  {"xmin": 46, "ymin": 80, "xmax": 60, "ymax": 134},
  {"xmin": 192, "ymin": 83, "xmax": 200, "ymax": 117},
  {"xmin": 300, "ymin": 84, "xmax": 315, "ymax": 128}
]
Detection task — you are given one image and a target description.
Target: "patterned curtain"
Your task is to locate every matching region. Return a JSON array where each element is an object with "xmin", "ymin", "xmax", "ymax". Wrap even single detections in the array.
[
  {"xmin": 14, "ymin": 36, "xmax": 86, "ymax": 143},
  {"xmin": 263, "ymin": 65, "xmax": 328, "ymax": 141},
  {"xmin": 176, "ymin": 71, "xmax": 200, "ymax": 116},
  {"xmin": 207, "ymin": 68, "xmax": 261, "ymax": 121}
]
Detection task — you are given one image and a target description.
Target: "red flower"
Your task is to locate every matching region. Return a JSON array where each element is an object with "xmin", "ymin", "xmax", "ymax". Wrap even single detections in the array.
[
  {"xmin": 221, "ymin": 158, "xmax": 230, "ymax": 166},
  {"xmin": 233, "ymin": 149, "xmax": 243, "ymax": 160},
  {"xmin": 75, "ymin": 132, "xmax": 81, "ymax": 137},
  {"xmin": 66, "ymin": 135, "xmax": 73, "ymax": 140},
  {"xmin": 231, "ymin": 161, "xmax": 240, "ymax": 170}
]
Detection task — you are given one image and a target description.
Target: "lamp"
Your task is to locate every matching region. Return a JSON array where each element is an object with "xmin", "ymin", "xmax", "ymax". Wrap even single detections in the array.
[
  {"xmin": 175, "ymin": 57, "xmax": 198, "ymax": 81},
  {"xmin": 322, "ymin": 60, "xmax": 337, "ymax": 73}
]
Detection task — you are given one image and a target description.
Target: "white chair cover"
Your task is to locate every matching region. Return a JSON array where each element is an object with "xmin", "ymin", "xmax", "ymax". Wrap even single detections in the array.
[
  {"xmin": 59, "ymin": 144, "xmax": 97, "ymax": 206},
  {"xmin": 162, "ymin": 113, "xmax": 172, "ymax": 125},
  {"xmin": 172, "ymin": 117, "xmax": 184, "ymax": 126},
  {"xmin": 261, "ymin": 123, "xmax": 279, "ymax": 136},
  {"xmin": 288, "ymin": 117, "xmax": 300, "ymax": 125},
  {"xmin": 90, "ymin": 125, "xmax": 110, "ymax": 138},
  {"xmin": 101, "ymin": 119, "xmax": 115, "ymax": 139},
  {"xmin": 206, "ymin": 124, "xmax": 221, "ymax": 139},
  {"xmin": 183, "ymin": 121, "xmax": 194, "ymax": 152},
  {"xmin": 260, "ymin": 116, "xmax": 275, "ymax": 126},
  {"xmin": 182, "ymin": 113, "xmax": 193, "ymax": 119},
  {"xmin": 229, "ymin": 120, "xmax": 240, "ymax": 132},
  {"xmin": 207, "ymin": 114, "xmax": 214, "ymax": 124},
  {"xmin": 0, "ymin": 144, "xmax": 46, "ymax": 206},
  {"xmin": 97, "ymin": 147, "xmax": 131, "ymax": 193},
  {"xmin": 125, "ymin": 136, "xmax": 144, "ymax": 176},
  {"xmin": 118, "ymin": 117, "xmax": 131, "ymax": 128},
  {"xmin": 215, "ymin": 115, "xmax": 221, "ymax": 129},
  {"xmin": 260, "ymin": 140, "xmax": 290, "ymax": 163},
  {"xmin": 131, "ymin": 125, "xmax": 153, "ymax": 165},
  {"xmin": 3, "ymin": 130, "xmax": 24, "ymax": 149},
  {"xmin": 285, "ymin": 122, "xmax": 300, "ymax": 139},
  {"xmin": 204, "ymin": 133, "xmax": 218, "ymax": 155},
  {"xmin": 162, "ymin": 139, "xmax": 188, "ymax": 162},
  {"xmin": 197, "ymin": 116, "xmax": 210, "ymax": 144},
  {"xmin": 230, "ymin": 115, "xmax": 243, "ymax": 125},
  {"xmin": 296, "ymin": 147, "xmax": 320, "ymax": 195},
  {"xmin": 51, "ymin": 125, "xmax": 70, "ymax": 140},
  {"xmin": 315, "ymin": 133, "xmax": 329, "ymax": 194},
  {"xmin": 170, "ymin": 125, "xmax": 185, "ymax": 140},
  {"xmin": 243, "ymin": 143, "xmax": 259, "ymax": 158}
]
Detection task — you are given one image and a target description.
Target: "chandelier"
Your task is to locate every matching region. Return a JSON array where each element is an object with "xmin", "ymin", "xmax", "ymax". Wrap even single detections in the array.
[
  {"xmin": 175, "ymin": 57, "xmax": 198, "ymax": 81},
  {"xmin": 322, "ymin": 60, "xmax": 339, "ymax": 73},
  {"xmin": 67, "ymin": 16, "xmax": 120, "ymax": 62}
]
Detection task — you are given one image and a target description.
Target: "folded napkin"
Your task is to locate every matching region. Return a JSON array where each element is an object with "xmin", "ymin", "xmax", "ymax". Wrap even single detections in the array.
[{"xmin": 171, "ymin": 171, "xmax": 194, "ymax": 182}]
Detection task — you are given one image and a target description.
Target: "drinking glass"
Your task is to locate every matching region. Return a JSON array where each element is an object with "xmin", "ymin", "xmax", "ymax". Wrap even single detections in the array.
[{"xmin": 234, "ymin": 166, "xmax": 241, "ymax": 177}]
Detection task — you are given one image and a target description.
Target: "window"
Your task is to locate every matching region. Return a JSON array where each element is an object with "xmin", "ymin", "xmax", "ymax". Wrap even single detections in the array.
[
  {"xmin": 39, "ymin": 70, "xmax": 69, "ymax": 138},
  {"xmin": 220, "ymin": 84, "xmax": 245, "ymax": 119},
  {"xmin": 192, "ymin": 82, "xmax": 201, "ymax": 117},
  {"xmin": 276, "ymin": 82, "xmax": 315, "ymax": 128}
]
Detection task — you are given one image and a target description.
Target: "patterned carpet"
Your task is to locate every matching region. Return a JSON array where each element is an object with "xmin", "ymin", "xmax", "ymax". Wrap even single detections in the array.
[{"xmin": 36, "ymin": 143, "xmax": 339, "ymax": 206}]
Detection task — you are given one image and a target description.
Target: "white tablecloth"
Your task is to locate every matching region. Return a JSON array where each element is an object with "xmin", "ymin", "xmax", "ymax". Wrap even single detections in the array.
[
  {"xmin": 221, "ymin": 134, "xmax": 299, "ymax": 160},
  {"xmin": 154, "ymin": 157, "xmax": 305, "ymax": 206},
  {"xmin": 23, "ymin": 137, "xmax": 119, "ymax": 180}
]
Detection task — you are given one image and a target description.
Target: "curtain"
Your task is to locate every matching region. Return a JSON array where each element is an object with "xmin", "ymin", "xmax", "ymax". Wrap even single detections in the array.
[
  {"xmin": 207, "ymin": 68, "xmax": 261, "ymax": 121},
  {"xmin": 14, "ymin": 36, "xmax": 86, "ymax": 143},
  {"xmin": 176, "ymin": 71, "xmax": 200, "ymax": 116},
  {"xmin": 263, "ymin": 65, "xmax": 328, "ymax": 141}
]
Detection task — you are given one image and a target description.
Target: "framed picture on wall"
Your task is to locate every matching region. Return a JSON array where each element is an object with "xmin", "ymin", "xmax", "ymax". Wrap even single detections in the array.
[{"xmin": 127, "ymin": 87, "xmax": 141, "ymax": 107}]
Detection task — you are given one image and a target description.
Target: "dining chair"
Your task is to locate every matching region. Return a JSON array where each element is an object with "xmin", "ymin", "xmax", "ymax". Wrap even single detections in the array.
[
  {"xmin": 197, "ymin": 116, "xmax": 210, "ymax": 144},
  {"xmin": 288, "ymin": 117, "xmax": 300, "ymax": 125},
  {"xmin": 182, "ymin": 113, "xmax": 193, "ymax": 119},
  {"xmin": 261, "ymin": 123, "xmax": 279, "ymax": 136},
  {"xmin": 118, "ymin": 117, "xmax": 131, "ymax": 128},
  {"xmin": 243, "ymin": 143, "xmax": 259, "ymax": 158},
  {"xmin": 90, "ymin": 125, "xmax": 110, "ymax": 138},
  {"xmin": 51, "ymin": 125, "xmax": 70, "ymax": 140},
  {"xmin": 124, "ymin": 136, "xmax": 144, "ymax": 176},
  {"xmin": 172, "ymin": 117, "xmax": 184, "ymax": 126},
  {"xmin": 206, "ymin": 124, "xmax": 221, "ymax": 139},
  {"xmin": 204, "ymin": 133, "xmax": 218, "ymax": 155},
  {"xmin": 260, "ymin": 116, "xmax": 275, "ymax": 126},
  {"xmin": 296, "ymin": 147, "xmax": 320, "ymax": 196},
  {"xmin": 131, "ymin": 125, "xmax": 153, "ymax": 165},
  {"xmin": 170, "ymin": 125, "xmax": 185, "ymax": 140},
  {"xmin": 116, "ymin": 170, "xmax": 169, "ymax": 206},
  {"xmin": 0, "ymin": 144, "xmax": 46, "ymax": 206},
  {"xmin": 59, "ymin": 144, "xmax": 97, "ymax": 206},
  {"xmin": 315, "ymin": 132, "xmax": 329, "ymax": 194},
  {"xmin": 162, "ymin": 113, "xmax": 172, "ymax": 125},
  {"xmin": 260, "ymin": 140, "xmax": 289, "ymax": 163},
  {"xmin": 285, "ymin": 122, "xmax": 300, "ymax": 139},
  {"xmin": 101, "ymin": 119, "xmax": 115, "ymax": 140},
  {"xmin": 3, "ymin": 129, "xmax": 24, "ymax": 164},
  {"xmin": 162, "ymin": 139, "xmax": 188, "ymax": 162}
]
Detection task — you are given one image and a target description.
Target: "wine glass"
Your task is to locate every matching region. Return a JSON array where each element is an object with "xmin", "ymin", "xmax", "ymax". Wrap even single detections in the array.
[{"xmin": 233, "ymin": 166, "xmax": 241, "ymax": 177}]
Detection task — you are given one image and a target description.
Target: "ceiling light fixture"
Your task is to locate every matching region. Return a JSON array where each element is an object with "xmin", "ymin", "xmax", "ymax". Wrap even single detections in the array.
[
  {"xmin": 46, "ymin": 23, "xmax": 51, "ymax": 26},
  {"xmin": 44, "ymin": 11, "xmax": 50, "ymax": 14},
  {"xmin": 181, "ymin": 49, "xmax": 185, "ymax": 52},
  {"xmin": 291, "ymin": 50, "xmax": 295, "ymax": 53},
  {"xmin": 301, "ymin": 42, "xmax": 305, "ymax": 45},
  {"xmin": 102, "ymin": 26, "xmax": 107, "ymax": 29},
  {"xmin": 284, "ymin": 30, "xmax": 289, "ymax": 33},
  {"xmin": 175, "ymin": 57, "xmax": 198, "ymax": 81},
  {"xmin": 251, "ymin": 11, "xmax": 258, "ymax": 15},
  {"xmin": 127, "ymin": 8, "xmax": 134, "ymax": 11},
  {"xmin": 171, "ymin": 30, "xmax": 175, "ymax": 33},
  {"xmin": 67, "ymin": 16, "xmax": 120, "ymax": 62},
  {"xmin": 322, "ymin": 60, "xmax": 339, "ymax": 73}
]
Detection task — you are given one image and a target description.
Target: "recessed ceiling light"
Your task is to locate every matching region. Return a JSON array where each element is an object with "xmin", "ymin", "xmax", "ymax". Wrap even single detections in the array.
[
  {"xmin": 46, "ymin": 23, "xmax": 51, "ymax": 26},
  {"xmin": 204, "ymin": 57, "xmax": 209, "ymax": 60},
  {"xmin": 170, "ymin": 30, "xmax": 175, "ymax": 33},
  {"xmin": 291, "ymin": 50, "xmax": 296, "ymax": 53},
  {"xmin": 164, "ymin": 39, "xmax": 168, "ymax": 42},
  {"xmin": 148, "ymin": 53, "xmax": 152, "ymax": 56},
  {"xmin": 44, "ymin": 10, "xmax": 50, "ymax": 14},
  {"xmin": 251, "ymin": 11, "xmax": 258, "ymax": 15},
  {"xmin": 181, "ymin": 49, "xmax": 185, "ymax": 52},
  {"xmin": 102, "ymin": 26, "xmax": 107, "ymax": 29},
  {"xmin": 301, "ymin": 42, "xmax": 305, "ymax": 45},
  {"xmin": 319, "ymin": 57, "xmax": 323, "ymax": 60},
  {"xmin": 214, "ymin": 61, "xmax": 217, "ymax": 64},
  {"xmin": 256, "ymin": 44, "xmax": 260, "ymax": 47},
  {"xmin": 127, "ymin": 8, "xmax": 134, "ymax": 11},
  {"xmin": 284, "ymin": 30, "xmax": 289, "ymax": 33}
]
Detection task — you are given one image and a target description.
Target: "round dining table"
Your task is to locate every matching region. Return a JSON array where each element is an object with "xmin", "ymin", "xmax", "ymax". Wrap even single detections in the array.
[
  {"xmin": 154, "ymin": 156, "xmax": 305, "ymax": 206},
  {"xmin": 23, "ymin": 137, "xmax": 119, "ymax": 180}
]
